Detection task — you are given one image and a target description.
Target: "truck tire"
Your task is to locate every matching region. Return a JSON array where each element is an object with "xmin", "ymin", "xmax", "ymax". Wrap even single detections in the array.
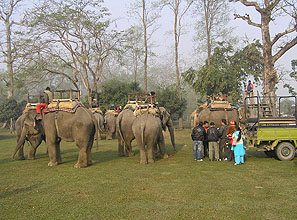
[
  {"xmin": 276, "ymin": 142, "xmax": 295, "ymax": 161},
  {"xmin": 264, "ymin": 150, "xmax": 276, "ymax": 158}
]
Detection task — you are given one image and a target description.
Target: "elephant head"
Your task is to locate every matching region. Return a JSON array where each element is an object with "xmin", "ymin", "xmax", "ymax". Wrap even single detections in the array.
[
  {"xmin": 158, "ymin": 107, "xmax": 176, "ymax": 151},
  {"xmin": 11, "ymin": 114, "xmax": 44, "ymax": 160}
]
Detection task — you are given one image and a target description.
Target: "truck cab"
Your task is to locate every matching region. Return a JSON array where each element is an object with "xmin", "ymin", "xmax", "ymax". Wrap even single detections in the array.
[{"xmin": 244, "ymin": 95, "xmax": 297, "ymax": 161}]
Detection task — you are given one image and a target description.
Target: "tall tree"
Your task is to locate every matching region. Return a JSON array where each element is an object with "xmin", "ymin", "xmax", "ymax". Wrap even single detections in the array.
[
  {"xmin": 183, "ymin": 42, "xmax": 263, "ymax": 104},
  {"xmin": 0, "ymin": 0, "xmax": 24, "ymax": 98},
  {"xmin": 162, "ymin": 0, "xmax": 193, "ymax": 128},
  {"xmin": 26, "ymin": 0, "xmax": 122, "ymax": 106},
  {"xmin": 193, "ymin": 0, "xmax": 232, "ymax": 65},
  {"xmin": 229, "ymin": 0, "xmax": 297, "ymax": 100},
  {"xmin": 128, "ymin": 0, "xmax": 161, "ymax": 93}
]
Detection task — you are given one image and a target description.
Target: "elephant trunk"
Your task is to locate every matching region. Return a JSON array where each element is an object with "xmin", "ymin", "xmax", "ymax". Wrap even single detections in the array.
[
  {"xmin": 11, "ymin": 127, "xmax": 27, "ymax": 160},
  {"xmin": 167, "ymin": 119, "xmax": 176, "ymax": 151}
]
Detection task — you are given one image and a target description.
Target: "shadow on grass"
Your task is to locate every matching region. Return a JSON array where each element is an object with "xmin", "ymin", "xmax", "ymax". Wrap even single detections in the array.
[
  {"xmin": 0, "ymin": 134, "xmax": 15, "ymax": 140},
  {"xmin": 0, "ymin": 183, "xmax": 43, "ymax": 200}
]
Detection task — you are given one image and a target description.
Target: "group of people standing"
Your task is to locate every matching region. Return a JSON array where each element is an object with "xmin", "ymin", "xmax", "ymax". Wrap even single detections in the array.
[{"xmin": 191, "ymin": 119, "xmax": 245, "ymax": 165}]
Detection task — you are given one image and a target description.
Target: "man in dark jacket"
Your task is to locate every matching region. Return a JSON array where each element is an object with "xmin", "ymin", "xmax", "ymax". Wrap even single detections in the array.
[
  {"xmin": 191, "ymin": 121, "xmax": 206, "ymax": 161},
  {"xmin": 219, "ymin": 119, "xmax": 228, "ymax": 160},
  {"xmin": 207, "ymin": 122, "xmax": 220, "ymax": 161},
  {"xmin": 203, "ymin": 121, "xmax": 209, "ymax": 158}
]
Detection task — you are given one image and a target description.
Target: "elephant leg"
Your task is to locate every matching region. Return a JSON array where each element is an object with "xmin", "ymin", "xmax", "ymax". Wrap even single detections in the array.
[
  {"xmin": 56, "ymin": 141, "xmax": 62, "ymax": 164},
  {"xmin": 106, "ymin": 131, "xmax": 112, "ymax": 140},
  {"xmin": 17, "ymin": 145, "xmax": 25, "ymax": 160},
  {"xmin": 147, "ymin": 141, "xmax": 155, "ymax": 164},
  {"xmin": 135, "ymin": 135, "xmax": 147, "ymax": 164},
  {"xmin": 118, "ymin": 137, "xmax": 125, "ymax": 157},
  {"xmin": 126, "ymin": 139, "xmax": 134, "ymax": 157},
  {"xmin": 87, "ymin": 139, "xmax": 93, "ymax": 166},
  {"xmin": 158, "ymin": 133, "xmax": 168, "ymax": 159},
  {"xmin": 28, "ymin": 147, "xmax": 37, "ymax": 160},
  {"xmin": 47, "ymin": 141, "xmax": 58, "ymax": 167},
  {"xmin": 75, "ymin": 148, "xmax": 88, "ymax": 168}
]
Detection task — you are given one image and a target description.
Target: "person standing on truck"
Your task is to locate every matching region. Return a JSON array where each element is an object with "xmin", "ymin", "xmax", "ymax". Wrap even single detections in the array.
[
  {"xmin": 246, "ymin": 80, "xmax": 254, "ymax": 97},
  {"xmin": 232, "ymin": 125, "xmax": 245, "ymax": 165},
  {"xmin": 191, "ymin": 121, "xmax": 206, "ymax": 161}
]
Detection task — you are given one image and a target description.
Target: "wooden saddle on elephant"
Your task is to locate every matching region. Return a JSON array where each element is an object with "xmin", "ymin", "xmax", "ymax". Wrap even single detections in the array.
[
  {"xmin": 90, "ymin": 107, "xmax": 103, "ymax": 115},
  {"xmin": 46, "ymin": 99, "xmax": 83, "ymax": 113},
  {"xmin": 133, "ymin": 104, "xmax": 159, "ymax": 117},
  {"xmin": 209, "ymin": 101, "xmax": 233, "ymax": 111},
  {"xmin": 23, "ymin": 103, "xmax": 38, "ymax": 114},
  {"xmin": 105, "ymin": 109, "xmax": 118, "ymax": 116}
]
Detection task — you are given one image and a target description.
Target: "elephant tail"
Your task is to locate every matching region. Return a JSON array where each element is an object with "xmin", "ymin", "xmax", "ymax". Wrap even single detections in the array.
[
  {"xmin": 140, "ymin": 113, "xmax": 149, "ymax": 146},
  {"xmin": 117, "ymin": 112, "xmax": 127, "ymax": 146}
]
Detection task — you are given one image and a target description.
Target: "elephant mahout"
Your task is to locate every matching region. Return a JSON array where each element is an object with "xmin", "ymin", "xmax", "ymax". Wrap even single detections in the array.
[
  {"xmin": 117, "ymin": 105, "xmax": 175, "ymax": 158},
  {"xmin": 12, "ymin": 106, "xmax": 45, "ymax": 160},
  {"xmin": 12, "ymin": 100, "xmax": 97, "ymax": 168},
  {"xmin": 104, "ymin": 110, "xmax": 118, "ymax": 140}
]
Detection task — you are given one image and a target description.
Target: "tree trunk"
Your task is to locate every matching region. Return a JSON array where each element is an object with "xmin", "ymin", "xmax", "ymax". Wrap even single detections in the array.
[
  {"xmin": 6, "ymin": 22, "xmax": 14, "ymax": 98},
  {"xmin": 142, "ymin": 0, "xmax": 148, "ymax": 94},
  {"xmin": 261, "ymin": 12, "xmax": 277, "ymax": 115}
]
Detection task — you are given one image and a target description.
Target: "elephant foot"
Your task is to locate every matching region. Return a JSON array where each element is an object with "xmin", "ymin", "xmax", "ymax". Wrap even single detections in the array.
[
  {"xmin": 128, "ymin": 152, "xmax": 134, "ymax": 157},
  {"xmin": 48, "ymin": 161, "xmax": 58, "ymax": 167},
  {"xmin": 140, "ymin": 159, "xmax": 147, "ymax": 164},
  {"xmin": 162, "ymin": 154, "xmax": 169, "ymax": 159},
  {"xmin": 74, "ymin": 163, "xmax": 87, "ymax": 168},
  {"xmin": 87, "ymin": 160, "xmax": 93, "ymax": 166},
  {"xmin": 147, "ymin": 159, "xmax": 155, "ymax": 164},
  {"xmin": 18, "ymin": 156, "xmax": 25, "ymax": 160}
]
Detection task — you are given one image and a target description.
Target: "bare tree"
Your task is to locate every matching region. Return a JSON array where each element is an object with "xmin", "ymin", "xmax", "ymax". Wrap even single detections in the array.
[
  {"xmin": 26, "ymin": 0, "xmax": 122, "ymax": 106},
  {"xmin": 0, "ymin": 0, "xmax": 25, "ymax": 98},
  {"xmin": 129, "ymin": 0, "xmax": 161, "ymax": 93},
  {"xmin": 162, "ymin": 0, "xmax": 193, "ymax": 128},
  {"xmin": 193, "ymin": 0, "xmax": 232, "ymax": 65},
  {"xmin": 229, "ymin": 0, "xmax": 297, "ymax": 99}
]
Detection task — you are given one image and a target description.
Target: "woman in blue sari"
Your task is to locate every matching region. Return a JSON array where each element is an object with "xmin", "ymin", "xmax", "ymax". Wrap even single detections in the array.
[{"xmin": 231, "ymin": 126, "xmax": 245, "ymax": 165}]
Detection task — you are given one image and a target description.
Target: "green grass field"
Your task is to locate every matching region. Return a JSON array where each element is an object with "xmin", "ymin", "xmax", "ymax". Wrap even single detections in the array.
[{"xmin": 0, "ymin": 128, "xmax": 296, "ymax": 220}]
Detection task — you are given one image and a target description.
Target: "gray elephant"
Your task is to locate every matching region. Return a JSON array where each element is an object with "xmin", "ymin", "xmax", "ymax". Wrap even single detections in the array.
[
  {"xmin": 117, "ymin": 106, "xmax": 175, "ymax": 157},
  {"xmin": 12, "ymin": 104, "xmax": 97, "ymax": 168},
  {"xmin": 132, "ymin": 112, "xmax": 168, "ymax": 164},
  {"xmin": 12, "ymin": 109, "xmax": 44, "ymax": 160},
  {"xmin": 104, "ymin": 110, "xmax": 118, "ymax": 140}
]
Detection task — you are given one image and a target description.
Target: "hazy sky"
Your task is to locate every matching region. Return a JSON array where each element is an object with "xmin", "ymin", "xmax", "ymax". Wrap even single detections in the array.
[{"xmin": 103, "ymin": 0, "xmax": 297, "ymax": 95}]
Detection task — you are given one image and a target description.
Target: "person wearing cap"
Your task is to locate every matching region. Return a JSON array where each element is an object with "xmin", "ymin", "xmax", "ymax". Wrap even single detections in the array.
[
  {"xmin": 36, "ymin": 87, "xmax": 53, "ymax": 120},
  {"xmin": 207, "ymin": 122, "xmax": 220, "ymax": 161},
  {"xmin": 225, "ymin": 120, "xmax": 236, "ymax": 161}
]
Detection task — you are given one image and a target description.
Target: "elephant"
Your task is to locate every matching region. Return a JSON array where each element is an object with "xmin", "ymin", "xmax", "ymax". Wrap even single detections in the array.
[
  {"xmin": 132, "ymin": 112, "xmax": 168, "ymax": 164},
  {"xmin": 192, "ymin": 107, "xmax": 239, "ymax": 128},
  {"xmin": 12, "ymin": 109, "xmax": 45, "ymax": 160},
  {"xmin": 116, "ymin": 106, "xmax": 176, "ymax": 157},
  {"xmin": 104, "ymin": 110, "xmax": 118, "ymax": 140},
  {"xmin": 12, "ymin": 105, "xmax": 97, "ymax": 168},
  {"xmin": 93, "ymin": 111, "xmax": 104, "ymax": 140}
]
